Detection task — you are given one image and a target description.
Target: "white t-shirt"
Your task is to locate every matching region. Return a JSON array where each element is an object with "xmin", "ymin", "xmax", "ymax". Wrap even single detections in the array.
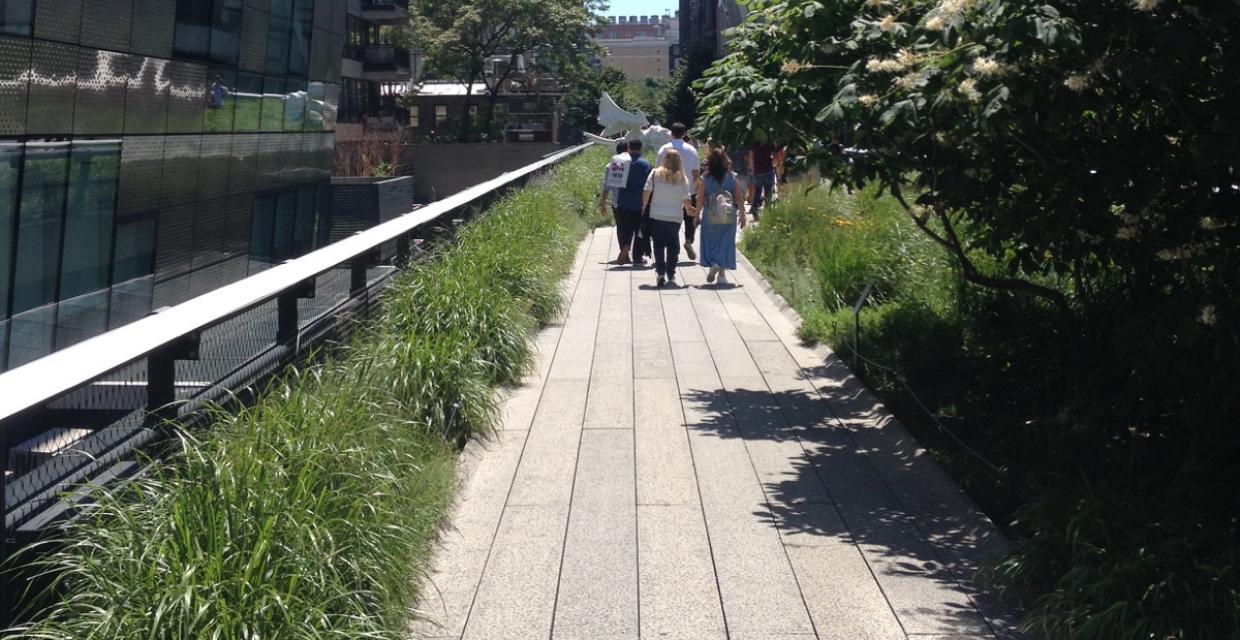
[
  {"xmin": 656, "ymin": 139, "xmax": 700, "ymax": 195},
  {"xmin": 644, "ymin": 171, "xmax": 690, "ymax": 223}
]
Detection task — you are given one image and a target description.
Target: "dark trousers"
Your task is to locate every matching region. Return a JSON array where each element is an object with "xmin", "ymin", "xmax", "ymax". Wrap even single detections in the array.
[
  {"xmin": 684, "ymin": 194, "xmax": 697, "ymax": 243},
  {"xmin": 752, "ymin": 171, "xmax": 776, "ymax": 218},
  {"xmin": 649, "ymin": 219, "xmax": 682, "ymax": 278},
  {"xmin": 634, "ymin": 206, "xmax": 652, "ymax": 260},
  {"xmin": 615, "ymin": 207, "xmax": 642, "ymax": 251}
]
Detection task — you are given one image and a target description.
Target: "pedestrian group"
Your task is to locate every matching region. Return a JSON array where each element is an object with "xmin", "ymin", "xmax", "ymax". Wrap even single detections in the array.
[{"xmin": 601, "ymin": 123, "xmax": 781, "ymax": 289}]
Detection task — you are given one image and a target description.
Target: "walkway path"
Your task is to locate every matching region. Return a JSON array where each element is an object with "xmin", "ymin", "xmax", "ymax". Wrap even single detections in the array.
[{"xmin": 409, "ymin": 227, "xmax": 1021, "ymax": 640}]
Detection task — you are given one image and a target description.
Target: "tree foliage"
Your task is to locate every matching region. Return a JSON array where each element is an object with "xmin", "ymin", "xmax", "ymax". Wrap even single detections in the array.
[
  {"xmin": 407, "ymin": 0, "xmax": 601, "ymax": 141},
  {"xmin": 696, "ymin": 2, "xmax": 1240, "ymax": 635}
]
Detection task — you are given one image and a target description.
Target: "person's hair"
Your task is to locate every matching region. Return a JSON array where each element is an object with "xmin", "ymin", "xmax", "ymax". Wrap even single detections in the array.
[
  {"xmin": 706, "ymin": 148, "xmax": 730, "ymax": 182},
  {"xmin": 670, "ymin": 122, "xmax": 686, "ymax": 138},
  {"xmin": 615, "ymin": 140, "xmax": 628, "ymax": 154},
  {"xmin": 652, "ymin": 149, "xmax": 685, "ymax": 184},
  {"xmin": 628, "ymin": 139, "xmax": 643, "ymax": 153}
]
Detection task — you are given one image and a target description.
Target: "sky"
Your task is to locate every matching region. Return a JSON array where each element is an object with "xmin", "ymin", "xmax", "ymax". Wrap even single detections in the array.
[{"xmin": 603, "ymin": 0, "xmax": 678, "ymax": 17}]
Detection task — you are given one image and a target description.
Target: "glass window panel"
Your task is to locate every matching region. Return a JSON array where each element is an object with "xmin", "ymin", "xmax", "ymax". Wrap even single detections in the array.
[
  {"xmin": 1, "ymin": 142, "xmax": 19, "ymax": 319},
  {"xmin": 293, "ymin": 184, "xmax": 315, "ymax": 254},
  {"xmin": 234, "ymin": 72, "xmax": 262, "ymax": 132},
  {"xmin": 55, "ymin": 287, "xmax": 108, "ymax": 349},
  {"xmin": 265, "ymin": 0, "xmax": 291, "ymax": 76},
  {"xmin": 60, "ymin": 140, "xmax": 120, "ymax": 300},
  {"xmin": 13, "ymin": 142, "xmax": 69, "ymax": 315},
  {"xmin": 271, "ymin": 190, "xmax": 297, "ymax": 260},
  {"xmin": 204, "ymin": 69, "xmax": 237, "ymax": 132},
  {"xmin": 283, "ymin": 78, "xmax": 306, "ymax": 132},
  {"xmin": 112, "ymin": 217, "xmax": 155, "ymax": 283},
  {"xmin": 1, "ymin": 0, "xmax": 33, "ymax": 36},
  {"xmin": 173, "ymin": 0, "xmax": 213, "ymax": 59},
  {"xmin": 249, "ymin": 194, "xmax": 275, "ymax": 262},
  {"xmin": 260, "ymin": 75, "xmax": 284, "ymax": 131},
  {"xmin": 108, "ymin": 274, "xmax": 152, "ymax": 330},
  {"xmin": 288, "ymin": 0, "xmax": 314, "ymax": 77},
  {"xmin": 208, "ymin": 0, "xmax": 242, "ymax": 65},
  {"xmin": 0, "ymin": 319, "xmax": 8, "ymax": 371},
  {"xmin": 306, "ymin": 81, "xmax": 324, "ymax": 132},
  {"xmin": 7, "ymin": 302, "xmax": 54, "ymax": 368}
]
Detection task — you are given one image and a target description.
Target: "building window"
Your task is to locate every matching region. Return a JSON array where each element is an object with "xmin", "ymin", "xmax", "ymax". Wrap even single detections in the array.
[
  {"xmin": 1, "ymin": 0, "xmax": 34, "ymax": 36},
  {"xmin": 250, "ymin": 188, "xmax": 318, "ymax": 265},
  {"xmin": 435, "ymin": 105, "xmax": 447, "ymax": 125},
  {"xmin": 0, "ymin": 142, "xmax": 20, "ymax": 321},
  {"xmin": 174, "ymin": 0, "xmax": 242, "ymax": 65},
  {"xmin": 60, "ymin": 140, "xmax": 120, "ymax": 300},
  {"xmin": 266, "ymin": 0, "xmax": 292, "ymax": 75},
  {"xmin": 409, "ymin": 107, "xmax": 419, "ymax": 129},
  {"xmin": 11, "ymin": 142, "xmax": 70, "ymax": 316}
]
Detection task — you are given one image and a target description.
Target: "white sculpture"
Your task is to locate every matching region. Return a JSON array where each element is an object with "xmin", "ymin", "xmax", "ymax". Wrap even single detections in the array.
[{"xmin": 585, "ymin": 92, "xmax": 674, "ymax": 150}]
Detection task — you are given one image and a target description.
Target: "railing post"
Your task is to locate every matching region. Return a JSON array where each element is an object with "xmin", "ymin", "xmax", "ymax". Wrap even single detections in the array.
[
  {"xmin": 396, "ymin": 233, "xmax": 410, "ymax": 266},
  {"xmin": 277, "ymin": 278, "xmax": 317, "ymax": 344},
  {"xmin": 146, "ymin": 333, "xmax": 201, "ymax": 424}
]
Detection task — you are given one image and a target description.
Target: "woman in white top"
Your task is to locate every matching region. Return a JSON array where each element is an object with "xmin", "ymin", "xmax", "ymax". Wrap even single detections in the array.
[{"xmin": 642, "ymin": 149, "xmax": 692, "ymax": 288}]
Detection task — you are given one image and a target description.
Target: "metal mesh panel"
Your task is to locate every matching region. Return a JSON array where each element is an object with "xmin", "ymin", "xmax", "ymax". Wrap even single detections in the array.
[
  {"xmin": 27, "ymin": 40, "xmax": 78, "ymax": 135},
  {"xmin": 228, "ymin": 133, "xmax": 260, "ymax": 195},
  {"xmin": 153, "ymin": 203, "xmax": 197, "ymax": 283},
  {"xmin": 117, "ymin": 136, "xmax": 165, "ymax": 215},
  {"xmin": 124, "ymin": 56, "xmax": 170, "ymax": 134},
  {"xmin": 159, "ymin": 135, "xmax": 202, "ymax": 208},
  {"xmin": 197, "ymin": 135, "xmax": 233, "ymax": 201},
  {"xmin": 165, "ymin": 61, "xmax": 206, "ymax": 134},
  {"xmin": 308, "ymin": 27, "xmax": 335, "ymax": 81},
  {"xmin": 34, "ymin": 0, "xmax": 83, "ymax": 44},
  {"xmin": 0, "ymin": 36, "xmax": 31, "ymax": 136},
  {"xmin": 129, "ymin": 0, "xmax": 175, "ymax": 58},
  {"xmin": 73, "ymin": 49, "xmax": 130, "ymax": 135},
  {"xmin": 238, "ymin": 7, "xmax": 268, "ymax": 74},
  {"xmin": 222, "ymin": 193, "xmax": 252, "ymax": 257},
  {"xmin": 80, "ymin": 0, "xmax": 133, "ymax": 52},
  {"xmin": 191, "ymin": 197, "xmax": 228, "ymax": 271}
]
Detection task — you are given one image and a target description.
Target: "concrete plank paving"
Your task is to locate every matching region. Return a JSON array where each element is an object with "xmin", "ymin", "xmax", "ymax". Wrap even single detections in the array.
[{"xmin": 410, "ymin": 227, "xmax": 1018, "ymax": 640}]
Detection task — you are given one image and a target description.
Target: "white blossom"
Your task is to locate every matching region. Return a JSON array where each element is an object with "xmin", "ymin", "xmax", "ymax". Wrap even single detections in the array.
[
  {"xmin": 925, "ymin": 15, "xmax": 947, "ymax": 31},
  {"xmin": 1133, "ymin": 0, "xmax": 1161, "ymax": 12},
  {"xmin": 958, "ymin": 78, "xmax": 982, "ymax": 102},
  {"xmin": 1199, "ymin": 305, "xmax": 1217, "ymax": 326},
  {"xmin": 973, "ymin": 57, "xmax": 1004, "ymax": 77},
  {"xmin": 1116, "ymin": 226, "xmax": 1138, "ymax": 240},
  {"xmin": 866, "ymin": 58, "xmax": 904, "ymax": 73},
  {"xmin": 895, "ymin": 49, "xmax": 919, "ymax": 69},
  {"xmin": 1156, "ymin": 249, "xmax": 1177, "ymax": 262},
  {"xmin": 1064, "ymin": 74, "xmax": 1091, "ymax": 92},
  {"xmin": 858, "ymin": 94, "xmax": 880, "ymax": 107},
  {"xmin": 879, "ymin": 14, "xmax": 897, "ymax": 32},
  {"xmin": 1199, "ymin": 216, "xmax": 1221, "ymax": 230},
  {"xmin": 896, "ymin": 72, "xmax": 924, "ymax": 91}
]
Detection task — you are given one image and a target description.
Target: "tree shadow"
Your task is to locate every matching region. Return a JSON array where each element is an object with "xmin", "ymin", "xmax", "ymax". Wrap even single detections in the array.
[{"xmin": 679, "ymin": 372, "xmax": 1026, "ymax": 638}]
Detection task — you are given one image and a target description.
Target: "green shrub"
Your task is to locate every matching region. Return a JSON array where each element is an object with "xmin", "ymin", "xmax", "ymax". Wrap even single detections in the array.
[{"xmin": 5, "ymin": 146, "xmax": 609, "ymax": 639}]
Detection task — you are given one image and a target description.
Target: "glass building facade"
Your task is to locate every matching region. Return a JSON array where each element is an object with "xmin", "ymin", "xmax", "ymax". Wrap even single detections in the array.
[{"xmin": 0, "ymin": 0, "xmax": 346, "ymax": 372}]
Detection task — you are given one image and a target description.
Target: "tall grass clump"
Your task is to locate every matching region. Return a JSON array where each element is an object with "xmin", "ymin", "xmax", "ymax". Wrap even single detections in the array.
[{"xmin": 5, "ymin": 146, "xmax": 609, "ymax": 639}]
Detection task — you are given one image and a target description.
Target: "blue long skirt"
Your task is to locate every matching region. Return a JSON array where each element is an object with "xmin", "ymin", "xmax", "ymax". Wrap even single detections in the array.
[{"xmin": 698, "ymin": 218, "xmax": 738, "ymax": 270}]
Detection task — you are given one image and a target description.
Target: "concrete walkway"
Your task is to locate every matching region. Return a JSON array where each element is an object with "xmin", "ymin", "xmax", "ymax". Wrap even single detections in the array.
[{"xmin": 409, "ymin": 227, "xmax": 1021, "ymax": 640}]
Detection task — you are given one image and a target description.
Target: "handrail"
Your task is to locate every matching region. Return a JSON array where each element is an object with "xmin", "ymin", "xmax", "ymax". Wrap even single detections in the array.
[{"xmin": 0, "ymin": 142, "xmax": 594, "ymax": 424}]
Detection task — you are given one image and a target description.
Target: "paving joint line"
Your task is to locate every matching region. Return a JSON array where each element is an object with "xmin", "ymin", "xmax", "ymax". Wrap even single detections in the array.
[
  {"xmin": 455, "ymin": 229, "xmax": 597, "ymax": 640},
  {"xmin": 731, "ymin": 252, "xmax": 999, "ymax": 638}
]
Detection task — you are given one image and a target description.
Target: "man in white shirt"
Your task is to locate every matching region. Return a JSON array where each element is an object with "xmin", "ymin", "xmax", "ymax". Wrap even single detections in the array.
[{"xmin": 656, "ymin": 123, "xmax": 701, "ymax": 260}]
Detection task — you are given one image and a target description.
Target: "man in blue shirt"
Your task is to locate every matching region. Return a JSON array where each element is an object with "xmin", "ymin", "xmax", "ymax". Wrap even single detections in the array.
[{"xmin": 614, "ymin": 139, "xmax": 652, "ymax": 265}]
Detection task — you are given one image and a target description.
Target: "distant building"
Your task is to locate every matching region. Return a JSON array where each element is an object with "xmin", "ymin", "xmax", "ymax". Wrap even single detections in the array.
[
  {"xmin": 409, "ymin": 66, "xmax": 565, "ymax": 143},
  {"xmin": 679, "ymin": 0, "xmax": 748, "ymax": 58},
  {"xmin": 596, "ymin": 14, "xmax": 679, "ymax": 80},
  {"xmin": 337, "ymin": 0, "xmax": 414, "ymax": 141}
]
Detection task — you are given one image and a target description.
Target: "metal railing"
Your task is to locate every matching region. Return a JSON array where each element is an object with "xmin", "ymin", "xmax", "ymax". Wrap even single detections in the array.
[{"xmin": 0, "ymin": 143, "xmax": 592, "ymax": 580}]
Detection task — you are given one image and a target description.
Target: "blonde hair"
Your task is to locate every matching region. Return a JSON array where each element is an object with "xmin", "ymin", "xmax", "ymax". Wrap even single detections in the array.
[{"xmin": 653, "ymin": 149, "xmax": 686, "ymax": 184}]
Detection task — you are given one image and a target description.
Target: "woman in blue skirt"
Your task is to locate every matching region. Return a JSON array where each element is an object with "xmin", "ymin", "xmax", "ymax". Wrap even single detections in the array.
[{"xmin": 693, "ymin": 148, "xmax": 748, "ymax": 285}]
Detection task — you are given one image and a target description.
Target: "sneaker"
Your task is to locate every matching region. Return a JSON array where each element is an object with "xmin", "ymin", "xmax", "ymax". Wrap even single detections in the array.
[
  {"xmin": 657, "ymin": 275, "xmax": 667, "ymax": 288},
  {"xmin": 706, "ymin": 266, "xmax": 718, "ymax": 283},
  {"xmin": 617, "ymin": 252, "xmax": 630, "ymax": 264},
  {"xmin": 667, "ymin": 275, "xmax": 678, "ymax": 288},
  {"xmin": 718, "ymin": 270, "xmax": 729, "ymax": 285},
  {"xmin": 685, "ymin": 242, "xmax": 697, "ymax": 260}
]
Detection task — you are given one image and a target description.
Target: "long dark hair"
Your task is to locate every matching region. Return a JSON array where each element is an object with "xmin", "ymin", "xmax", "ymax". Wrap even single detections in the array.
[{"xmin": 706, "ymin": 149, "xmax": 730, "ymax": 182}]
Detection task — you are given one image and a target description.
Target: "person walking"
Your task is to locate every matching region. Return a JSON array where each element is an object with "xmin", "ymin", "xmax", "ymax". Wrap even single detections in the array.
[
  {"xmin": 748, "ymin": 140, "xmax": 778, "ymax": 221},
  {"xmin": 655, "ymin": 123, "xmax": 700, "ymax": 261},
  {"xmin": 614, "ymin": 139, "xmax": 652, "ymax": 265},
  {"xmin": 601, "ymin": 140, "xmax": 633, "ymax": 263},
  {"xmin": 695, "ymin": 148, "xmax": 747, "ymax": 285},
  {"xmin": 642, "ymin": 149, "xmax": 692, "ymax": 288}
]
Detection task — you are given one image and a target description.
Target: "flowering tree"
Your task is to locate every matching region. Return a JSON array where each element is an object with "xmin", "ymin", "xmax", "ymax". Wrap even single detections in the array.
[{"xmin": 697, "ymin": 0, "xmax": 1238, "ymax": 431}]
